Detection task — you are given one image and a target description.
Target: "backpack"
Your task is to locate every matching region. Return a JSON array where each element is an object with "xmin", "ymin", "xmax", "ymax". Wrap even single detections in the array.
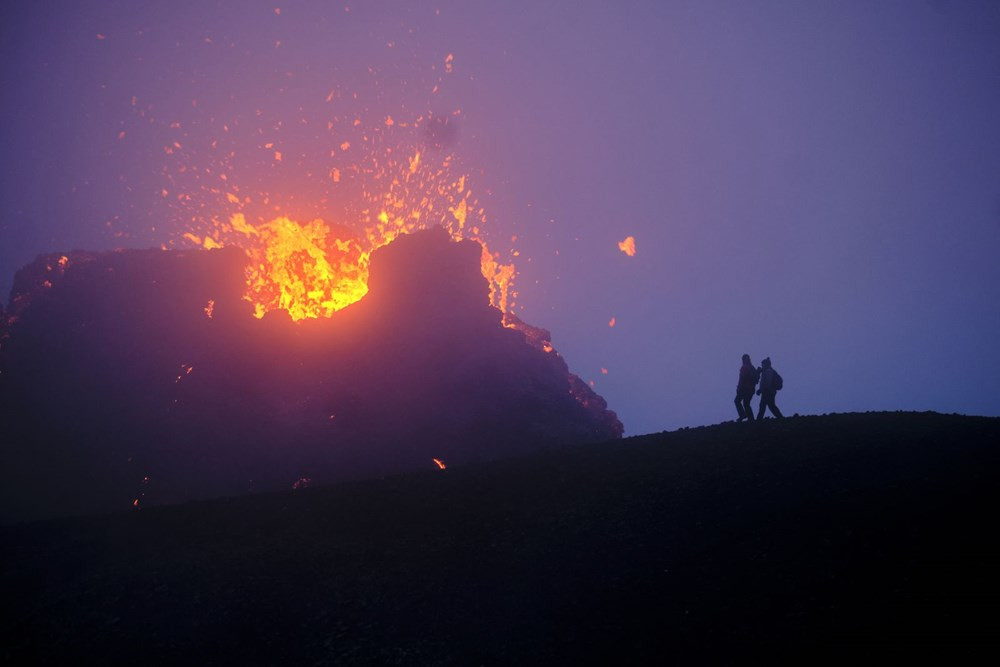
[{"xmin": 773, "ymin": 370, "xmax": 783, "ymax": 391}]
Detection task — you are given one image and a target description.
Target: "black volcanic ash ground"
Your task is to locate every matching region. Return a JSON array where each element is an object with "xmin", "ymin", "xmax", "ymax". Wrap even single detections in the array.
[{"xmin": 2, "ymin": 412, "xmax": 999, "ymax": 663}]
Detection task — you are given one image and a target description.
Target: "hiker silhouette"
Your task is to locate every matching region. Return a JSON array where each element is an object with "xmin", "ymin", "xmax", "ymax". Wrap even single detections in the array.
[
  {"xmin": 734, "ymin": 353, "xmax": 758, "ymax": 422},
  {"xmin": 755, "ymin": 357, "xmax": 784, "ymax": 419}
]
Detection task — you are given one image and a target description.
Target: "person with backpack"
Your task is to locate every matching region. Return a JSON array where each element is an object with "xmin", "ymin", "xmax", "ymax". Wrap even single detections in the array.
[
  {"xmin": 756, "ymin": 357, "xmax": 784, "ymax": 419},
  {"xmin": 734, "ymin": 353, "xmax": 759, "ymax": 422}
]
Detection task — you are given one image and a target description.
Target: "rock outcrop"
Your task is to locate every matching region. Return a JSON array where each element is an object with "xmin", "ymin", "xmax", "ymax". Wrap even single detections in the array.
[{"xmin": 0, "ymin": 228, "xmax": 621, "ymax": 522}]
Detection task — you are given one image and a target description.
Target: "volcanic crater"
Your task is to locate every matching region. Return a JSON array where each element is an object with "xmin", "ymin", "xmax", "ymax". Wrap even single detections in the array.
[{"xmin": 0, "ymin": 228, "xmax": 622, "ymax": 523}]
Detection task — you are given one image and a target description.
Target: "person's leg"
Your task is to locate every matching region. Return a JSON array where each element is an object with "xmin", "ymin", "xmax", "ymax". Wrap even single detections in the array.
[
  {"xmin": 735, "ymin": 394, "xmax": 746, "ymax": 421},
  {"xmin": 743, "ymin": 395, "xmax": 755, "ymax": 421},
  {"xmin": 769, "ymin": 394, "xmax": 783, "ymax": 418},
  {"xmin": 756, "ymin": 396, "xmax": 766, "ymax": 420}
]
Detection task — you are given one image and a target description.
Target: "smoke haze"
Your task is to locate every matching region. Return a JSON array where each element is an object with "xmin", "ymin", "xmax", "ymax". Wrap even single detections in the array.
[{"xmin": 2, "ymin": 1, "xmax": 999, "ymax": 433}]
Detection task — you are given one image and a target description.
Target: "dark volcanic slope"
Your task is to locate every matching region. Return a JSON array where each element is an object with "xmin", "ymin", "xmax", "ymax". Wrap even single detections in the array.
[
  {"xmin": 0, "ymin": 229, "xmax": 621, "ymax": 522},
  {"xmin": 3, "ymin": 412, "xmax": 1000, "ymax": 664}
]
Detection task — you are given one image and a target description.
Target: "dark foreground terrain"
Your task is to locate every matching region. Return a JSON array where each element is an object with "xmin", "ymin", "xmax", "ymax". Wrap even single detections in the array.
[{"xmin": 3, "ymin": 412, "xmax": 1000, "ymax": 664}]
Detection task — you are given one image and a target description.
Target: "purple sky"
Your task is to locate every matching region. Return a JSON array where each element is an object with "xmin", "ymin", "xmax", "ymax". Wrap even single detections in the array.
[{"xmin": 3, "ymin": 1, "xmax": 999, "ymax": 435}]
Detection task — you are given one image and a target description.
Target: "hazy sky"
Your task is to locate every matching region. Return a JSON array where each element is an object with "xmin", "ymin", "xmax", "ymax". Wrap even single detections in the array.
[{"xmin": 2, "ymin": 0, "xmax": 999, "ymax": 435}]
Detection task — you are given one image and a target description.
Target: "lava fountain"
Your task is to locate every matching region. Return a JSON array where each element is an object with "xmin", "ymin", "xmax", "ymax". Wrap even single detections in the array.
[{"xmin": 179, "ymin": 145, "xmax": 515, "ymax": 323}]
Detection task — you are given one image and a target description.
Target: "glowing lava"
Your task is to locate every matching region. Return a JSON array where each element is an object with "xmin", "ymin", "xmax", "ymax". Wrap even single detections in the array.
[
  {"xmin": 182, "ymin": 147, "xmax": 515, "ymax": 322},
  {"xmin": 618, "ymin": 236, "xmax": 636, "ymax": 257},
  {"xmin": 231, "ymin": 213, "xmax": 367, "ymax": 320}
]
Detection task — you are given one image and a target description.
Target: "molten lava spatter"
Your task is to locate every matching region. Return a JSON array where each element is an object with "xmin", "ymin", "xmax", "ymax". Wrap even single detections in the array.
[
  {"xmin": 144, "ymin": 44, "xmax": 517, "ymax": 322},
  {"xmin": 230, "ymin": 214, "xmax": 368, "ymax": 320},
  {"xmin": 618, "ymin": 236, "xmax": 636, "ymax": 257},
  {"xmin": 183, "ymin": 145, "xmax": 515, "ymax": 321}
]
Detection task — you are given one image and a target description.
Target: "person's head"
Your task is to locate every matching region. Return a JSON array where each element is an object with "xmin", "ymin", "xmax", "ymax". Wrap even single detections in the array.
[
  {"xmin": 761, "ymin": 357, "xmax": 771, "ymax": 368},
  {"xmin": 742, "ymin": 353, "xmax": 751, "ymax": 364}
]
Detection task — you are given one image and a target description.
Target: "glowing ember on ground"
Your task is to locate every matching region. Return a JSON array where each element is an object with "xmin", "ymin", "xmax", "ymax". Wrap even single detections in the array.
[
  {"xmin": 432, "ymin": 458, "xmax": 447, "ymax": 470},
  {"xmin": 618, "ymin": 236, "xmax": 636, "ymax": 257}
]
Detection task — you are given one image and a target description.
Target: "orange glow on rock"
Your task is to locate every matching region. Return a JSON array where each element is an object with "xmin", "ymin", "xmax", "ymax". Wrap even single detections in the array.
[
  {"xmin": 217, "ymin": 212, "xmax": 515, "ymax": 322},
  {"xmin": 182, "ymin": 145, "xmax": 516, "ymax": 322}
]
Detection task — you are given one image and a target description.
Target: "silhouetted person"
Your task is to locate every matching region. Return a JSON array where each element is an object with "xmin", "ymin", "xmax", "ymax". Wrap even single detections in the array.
[
  {"xmin": 756, "ymin": 357, "xmax": 784, "ymax": 419},
  {"xmin": 734, "ymin": 353, "xmax": 758, "ymax": 422}
]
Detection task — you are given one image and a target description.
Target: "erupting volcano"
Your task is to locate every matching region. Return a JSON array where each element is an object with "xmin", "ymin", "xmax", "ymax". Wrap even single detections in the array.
[
  {"xmin": 176, "ymin": 143, "xmax": 516, "ymax": 324},
  {"xmin": 0, "ymin": 227, "xmax": 621, "ymax": 523},
  {"xmin": 0, "ymin": 13, "xmax": 626, "ymax": 524}
]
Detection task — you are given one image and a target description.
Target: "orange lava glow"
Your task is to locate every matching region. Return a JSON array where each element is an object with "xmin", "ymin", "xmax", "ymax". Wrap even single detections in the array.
[
  {"xmin": 182, "ymin": 146, "xmax": 515, "ymax": 322},
  {"xmin": 432, "ymin": 458, "xmax": 447, "ymax": 470},
  {"xmin": 618, "ymin": 236, "xmax": 636, "ymax": 257},
  {"xmin": 151, "ymin": 59, "xmax": 518, "ymax": 324}
]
